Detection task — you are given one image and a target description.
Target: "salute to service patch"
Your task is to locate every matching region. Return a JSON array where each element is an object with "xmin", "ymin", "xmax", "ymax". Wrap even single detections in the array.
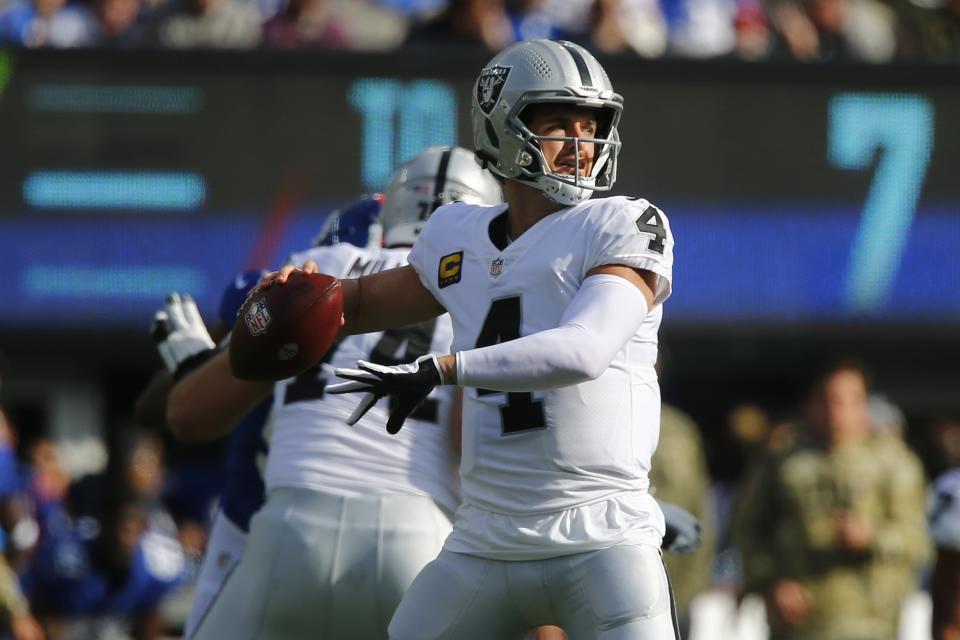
[{"xmin": 438, "ymin": 251, "xmax": 463, "ymax": 288}]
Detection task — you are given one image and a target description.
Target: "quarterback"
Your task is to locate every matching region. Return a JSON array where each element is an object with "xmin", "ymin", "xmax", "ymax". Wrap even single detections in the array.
[
  {"xmin": 165, "ymin": 147, "xmax": 503, "ymax": 639},
  {"xmin": 262, "ymin": 40, "xmax": 678, "ymax": 639}
]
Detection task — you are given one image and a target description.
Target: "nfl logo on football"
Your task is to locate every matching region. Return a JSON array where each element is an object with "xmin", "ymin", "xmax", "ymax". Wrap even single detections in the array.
[
  {"xmin": 490, "ymin": 258, "xmax": 504, "ymax": 277},
  {"xmin": 245, "ymin": 298, "xmax": 272, "ymax": 336}
]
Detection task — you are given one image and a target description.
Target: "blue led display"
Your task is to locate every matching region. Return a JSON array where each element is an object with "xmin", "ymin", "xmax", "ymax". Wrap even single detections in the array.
[
  {"xmin": 0, "ymin": 212, "xmax": 331, "ymax": 328},
  {"xmin": 0, "ymin": 204, "xmax": 956, "ymax": 330},
  {"xmin": 828, "ymin": 93, "xmax": 934, "ymax": 311},
  {"xmin": 23, "ymin": 171, "xmax": 206, "ymax": 210},
  {"xmin": 25, "ymin": 84, "xmax": 205, "ymax": 114}
]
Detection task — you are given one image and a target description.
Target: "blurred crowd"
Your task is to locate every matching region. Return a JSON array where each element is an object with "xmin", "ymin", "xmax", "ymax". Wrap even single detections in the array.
[
  {"xmin": 0, "ymin": 0, "xmax": 957, "ymax": 62},
  {"xmin": 1, "ymin": 352, "xmax": 957, "ymax": 638},
  {"xmin": 0, "ymin": 390, "xmax": 216, "ymax": 639}
]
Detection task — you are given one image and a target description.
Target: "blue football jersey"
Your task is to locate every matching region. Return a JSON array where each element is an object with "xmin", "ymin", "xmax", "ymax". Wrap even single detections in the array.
[{"xmin": 218, "ymin": 271, "xmax": 271, "ymax": 532}]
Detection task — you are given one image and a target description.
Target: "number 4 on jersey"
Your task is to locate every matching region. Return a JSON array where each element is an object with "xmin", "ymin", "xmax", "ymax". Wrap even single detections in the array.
[
  {"xmin": 474, "ymin": 296, "xmax": 546, "ymax": 435},
  {"xmin": 635, "ymin": 206, "xmax": 666, "ymax": 255}
]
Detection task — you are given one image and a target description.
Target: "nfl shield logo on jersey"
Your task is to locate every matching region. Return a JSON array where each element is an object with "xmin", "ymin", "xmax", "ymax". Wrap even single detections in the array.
[
  {"xmin": 490, "ymin": 258, "xmax": 504, "ymax": 277},
  {"xmin": 477, "ymin": 65, "xmax": 510, "ymax": 114},
  {"xmin": 244, "ymin": 298, "xmax": 272, "ymax": 336}
]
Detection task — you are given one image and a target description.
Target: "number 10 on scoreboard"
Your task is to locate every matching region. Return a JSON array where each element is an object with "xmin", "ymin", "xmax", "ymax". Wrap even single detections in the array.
[{"xmin": 349, "ymin": 78, "xmax": 458, "ymax": 192}]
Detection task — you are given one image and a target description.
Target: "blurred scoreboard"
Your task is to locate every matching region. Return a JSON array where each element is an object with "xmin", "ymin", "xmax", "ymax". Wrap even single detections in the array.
[{"xmin": 0, "ymin": 49, "xmax": 958, "ymax": 330}]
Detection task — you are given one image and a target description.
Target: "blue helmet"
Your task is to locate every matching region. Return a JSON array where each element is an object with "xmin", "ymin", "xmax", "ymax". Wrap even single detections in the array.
[
  {"xmin": 315, "ymin": 194, "xmax": 384, "ymax": 248},
  {"xmin": 218, "ymin": 269, "xmax": 268, "ymax": 326}
]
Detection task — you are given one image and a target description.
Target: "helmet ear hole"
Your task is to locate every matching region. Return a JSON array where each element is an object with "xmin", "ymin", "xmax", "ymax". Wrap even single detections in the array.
[{"xmin": 475, "ymin": 150, "xmax": 495, "ymax": 169}]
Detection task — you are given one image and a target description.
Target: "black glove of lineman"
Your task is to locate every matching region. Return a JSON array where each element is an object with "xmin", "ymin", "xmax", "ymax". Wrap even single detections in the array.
[
  {"xmin": 658, "ymin": 501, "xmax": 702, "ymax": 554},
  {"xmin": 327, "ymin": 355, "xmax": 442, "ymax": 434},
  {"xmin": 150, "ymin": 293, "xmax": 216, "ymax": 379}
]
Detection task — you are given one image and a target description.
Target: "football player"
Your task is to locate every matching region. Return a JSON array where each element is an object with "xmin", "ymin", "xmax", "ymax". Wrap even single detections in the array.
[
  {"xmin": 247, "ymin": 39, "xmax": 679, "ymax": 639},
  {"xmin": 151, "ymin": 274, "xmax": 269, "ymax": 640},
  {"xmin": 146, "ymin": 196, "xmax": 382, "ymax": 638},
  {"xmin": 162, "ymin": 147, "xmax": 503, "ymax": 639}
]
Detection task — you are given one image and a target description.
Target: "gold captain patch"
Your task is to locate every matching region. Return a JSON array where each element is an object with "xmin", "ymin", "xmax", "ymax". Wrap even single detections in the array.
[{"xmin": 438, "ymin": 251, "xmax": 463, "ymax": 289}]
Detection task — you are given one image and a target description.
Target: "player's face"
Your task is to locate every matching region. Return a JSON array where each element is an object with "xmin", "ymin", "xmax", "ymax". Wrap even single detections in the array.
[{"xmin": 526, "ymin": 105, "xmax": 598, "ymax": 179}]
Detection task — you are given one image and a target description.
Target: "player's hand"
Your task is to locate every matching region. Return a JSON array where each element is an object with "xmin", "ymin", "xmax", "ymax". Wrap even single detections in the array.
[
  {"xmin": 150, "ymin": 293, "xmax": 215, "ymax": 375},
  {"xmin": 327, "ymin": 356, "xmax": 442, "ymax": 434},
  {"xmin": 659, "ymin": 501, "xmax": 702, "ymax": 554},
  {"xmin": 251, "ymin": 260, "xmax": 319, "ymax": 295}
]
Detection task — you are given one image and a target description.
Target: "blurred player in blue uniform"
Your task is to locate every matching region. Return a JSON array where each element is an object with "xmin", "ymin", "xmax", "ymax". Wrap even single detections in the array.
[{"xmin": 175, "ymin": 269, "xmax": 271, "ymax": 639}]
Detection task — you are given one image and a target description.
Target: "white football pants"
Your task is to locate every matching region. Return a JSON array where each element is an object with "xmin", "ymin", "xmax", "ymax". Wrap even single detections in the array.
[
  {"xmin": 192, "ymin": 487, "xmax": 453, "ymax": 640},
  {"xmin": 184, "ymin": 509, "xmax": 247, "ymax": 639},
  {"xmin": 389, "ymin": 543, "xmax": 680, "ymax": 640}
]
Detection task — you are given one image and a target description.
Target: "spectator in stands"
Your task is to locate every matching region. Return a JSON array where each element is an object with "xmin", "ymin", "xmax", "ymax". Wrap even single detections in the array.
[
  {"xmin": 87, "ymin": 0, "xmax": 147, "ymax": 47},
  {"xmin": 148, "ymin": 0, "xmax": 261, "ymax": 49},
  {"xmin": 22, "ymin": 488, "xmax": 185, "ymax": 640},
  {"xmin": 405, "ymin": 0, "xmax": 512, "ymax": 50},
  {"xmin": 661, "ymin": 0, "xmax": 738, "ymax": 56},
  {"xmin": 896, "ymin": 0, "xmax": 960, "ymax": 61},
  {"xmin": 262, "ymin": 0, "xmax": 349, "ymax": 48},
  {"xmin": 0, "ymin": 407, "xmax": 44, "ymax": 640},
  {"xmin": 0, "ymin": 555, "xmax": 43, "ymax": 640},
  {"xmin": 0, "ymin": 408, "xmax": 23, "ymax": 503},
  {"xmin": 406, "ymin": 0, "xmax": 576, "ymax": 50},
  {"xmin": 732, "ymin": 0, "xmax": 774, "ymax": 59},
  {"xmin": 650, "ymin": 403, "xmax": 715, "ymax": 638},
  {"xmin": 504, "ymin": 0, "xmax": 574, "ymax": 41},
  {"xmin": 926, "ymin": 463, "xmax": 960, "ymax": 640},
  {"xmin": 926, "ymin": 416, "xmax": 960, "ymax": 478},
  {"xmin": 578, "ymin": 0, "xmax": 669, "ymax": 57},
  {"xmin": 0, "ymin": 0, "xmax": 95, "ymax": 47},
  {"xmin": 26, "ymin": 440, "xmax": 70, "ymax": 539},
  {"xmin": 768, "ymin": 0, "xmax": 897, "ymax": 61},
  {"xmin": 733, "ymin": 359, "xmax": 930, "ymax": 640}
]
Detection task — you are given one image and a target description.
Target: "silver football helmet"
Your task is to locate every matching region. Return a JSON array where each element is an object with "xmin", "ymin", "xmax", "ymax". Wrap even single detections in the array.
[
  {"xmin": 472, "ymin": 39, "xmax": 623, "ymax": 206},
  {"xmin": 380, "ymin": 146, "xmax": 502, "ymax": 247}
]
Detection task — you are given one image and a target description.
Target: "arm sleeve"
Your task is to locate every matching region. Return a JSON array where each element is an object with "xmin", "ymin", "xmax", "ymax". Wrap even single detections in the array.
[{"xmin": 455, "ymin": 274, "xmax": 648, "ymax": 392}]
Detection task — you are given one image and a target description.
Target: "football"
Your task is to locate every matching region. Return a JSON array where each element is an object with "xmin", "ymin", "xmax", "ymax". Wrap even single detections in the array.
[{"xmin": 229, "ymin": 272, "xmax": 343, "ymax": 381}]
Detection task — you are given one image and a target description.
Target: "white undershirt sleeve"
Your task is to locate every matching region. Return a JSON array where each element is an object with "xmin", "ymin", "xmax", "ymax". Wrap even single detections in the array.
[{"xmin": 455, "ymin": 274, "xmax": 649, "ymax": 392}]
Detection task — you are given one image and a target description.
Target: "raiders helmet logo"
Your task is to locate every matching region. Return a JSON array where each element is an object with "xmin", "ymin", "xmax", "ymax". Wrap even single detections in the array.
[{"xmin": 476, "ymin": 65, "xmax": 511, "ymax": 115}]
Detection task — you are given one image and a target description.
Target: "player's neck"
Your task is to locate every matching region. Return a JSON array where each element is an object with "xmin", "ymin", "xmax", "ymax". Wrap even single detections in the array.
[{"xmin": 503, "ymin": 180, "xmax": 565, "ymax": 239}]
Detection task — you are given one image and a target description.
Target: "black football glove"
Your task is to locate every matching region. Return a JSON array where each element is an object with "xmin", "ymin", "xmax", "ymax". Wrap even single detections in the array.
[
  {"xmin": 327, "ymin": 355, "xmax": 442, "ymax": 434},
  {"xmin": 659, "ymin": 501, "xmax": 702, "ymax": 554},
  {"xmin": 150, "ymin": 293, "xmax": 216, "ymax": 379}
]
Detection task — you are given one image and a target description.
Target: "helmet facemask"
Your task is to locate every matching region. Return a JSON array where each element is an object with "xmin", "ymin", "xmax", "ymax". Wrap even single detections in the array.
[{"xmin": 505, "ymin": 97, "xmax": 621, "ymax": 206}]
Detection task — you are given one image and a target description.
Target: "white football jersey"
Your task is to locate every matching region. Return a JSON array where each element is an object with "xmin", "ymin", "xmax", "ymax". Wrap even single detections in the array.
[
  {"xmin": 407, "ymin": 195, "xmax": 674, "ymax": 559},
  {"xmin": 265, "ymin": 243, "xmax": 460, "ymax": 518},
  {"xmin": 930, "ymin": 469, "xmax": 960, "ymax": 551}
]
